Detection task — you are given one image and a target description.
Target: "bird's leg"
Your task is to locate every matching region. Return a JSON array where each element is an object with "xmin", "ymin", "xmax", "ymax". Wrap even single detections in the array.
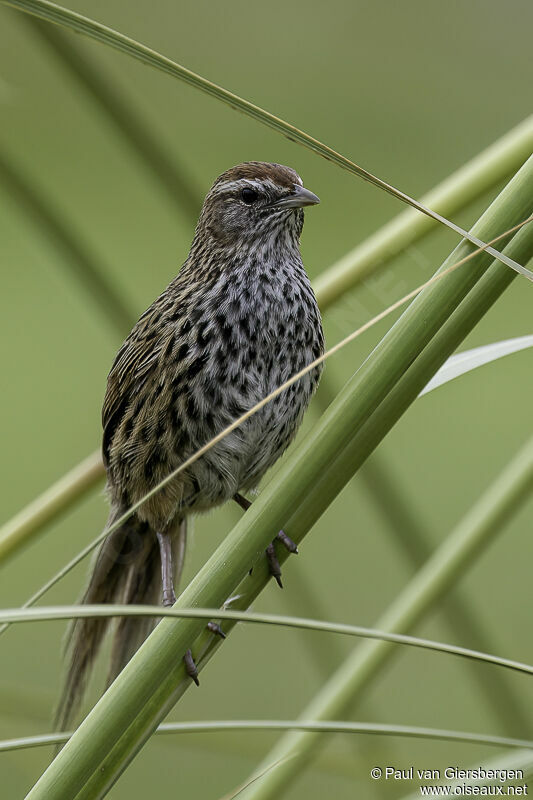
[
  {"xmin": 156, "ymin": 530, "xmax": 197, "ymax": 684},
  {"xmin": 156, "ymin": 531, "xmax": 224, "ymax": 687},
  {"xmin": 183, "ymin": 650, "xmax": 199, "ymax": 686},
  {"xmin": 234, "ymin": 492, "xmax": 252, "ymax": 512},
  {"xmin": 233, "ymin": 492, "xmax": 298, "ymax": 589},
  {"xmin": 156, "ymin": 530, "xmax": 176, "ymax": 607},
  {"xmin": 233, "ymin": 493, "xmax": 298, "ymax": 551}
]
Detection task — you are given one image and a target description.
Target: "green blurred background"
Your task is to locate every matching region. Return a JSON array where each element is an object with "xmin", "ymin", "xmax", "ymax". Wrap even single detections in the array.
[{"xmin": 1, "ymin": 1, "xmax": 532, "ymax": 797}]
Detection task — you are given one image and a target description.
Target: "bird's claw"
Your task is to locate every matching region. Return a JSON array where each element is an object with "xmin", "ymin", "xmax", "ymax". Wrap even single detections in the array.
[
  {"xmin": 266, "ymin": 542, "xmax": 283, "ymax": 589},
  {"xmin": 183, "ymin": 622, "xmax": 226, "ymax": 686},
  {"xmin": 207, "ymin": 621, "xmax": 226, "ymax": 639},
  {"xmin": 184, "ymin": 649, "xmax": 199, "ymax": 686},
  {"xmin": 265, "ymin": 530, "xmax": 299, "ymax": 588},
  {"xmin": 277, "ymin": 529, "xmax": 298, "ymax": 554}
]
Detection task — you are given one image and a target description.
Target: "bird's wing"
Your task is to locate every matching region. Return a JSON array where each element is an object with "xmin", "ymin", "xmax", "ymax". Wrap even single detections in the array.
[{"xmin": 102, "ymin": 302, "xmax": 176, "ymax": 466}]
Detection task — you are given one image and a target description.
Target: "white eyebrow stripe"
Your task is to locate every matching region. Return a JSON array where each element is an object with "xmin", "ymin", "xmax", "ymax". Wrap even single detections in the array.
[{"xmin": 211, "ymin": 177, "xmax": 298, "ymax": 197}]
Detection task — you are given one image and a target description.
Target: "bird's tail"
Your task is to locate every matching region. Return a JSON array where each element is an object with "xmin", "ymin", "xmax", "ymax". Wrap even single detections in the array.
[{"xmin": 55, "ymin": 512, "xmax": 187, "ymax": 731}]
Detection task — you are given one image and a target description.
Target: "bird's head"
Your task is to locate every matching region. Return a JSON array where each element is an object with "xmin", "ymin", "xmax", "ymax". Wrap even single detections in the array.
[{"xmin": 195, "ymin": 162, "xmax": 320, "ymax": 249}]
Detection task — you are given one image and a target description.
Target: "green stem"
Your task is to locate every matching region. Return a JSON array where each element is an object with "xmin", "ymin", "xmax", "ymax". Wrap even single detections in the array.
[
  {"xmin": 0, "ymin": 451, "xmax": 103, "ymax": 564},
  {"xmin": 25, "ymin": 157, "xmax": 533, "ymax": 799},
  {"xmin": 3, "ymin": 720, "xmax": 533, "ymax": 755},
  {"xmin": 3, "ymin": 605, "xmax": 533, "ymax": 678}
]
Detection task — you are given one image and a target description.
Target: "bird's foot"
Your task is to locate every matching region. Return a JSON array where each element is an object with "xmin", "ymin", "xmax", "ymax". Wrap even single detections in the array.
[
  {"xmin": 266, "ymin": 542, "xmax": 283, "ymax": 588},
  {"xmin": 233, "ymin": 494, "xmax": 298, "ymax": 589},
  {"xmin": 183, "ymin": 620, "xmax": 226, "ymax": 686},
  {"xmin": 266, "ymin": 530, "xmax": 298, "ymax": 589},
  {"xmin": 162, "ymin": 588, "xmax": 176, "ymax": 608},
  {"xmin": 207, "ymin": 621, "xmax": 226, "ymax": 639},
  {"xmin": 183, "ymin": 649, "xmax": 199, "ymax": 686}
]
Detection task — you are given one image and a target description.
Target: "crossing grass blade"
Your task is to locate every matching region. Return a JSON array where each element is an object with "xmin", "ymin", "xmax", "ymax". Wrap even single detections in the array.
[
  {"xmin": 2, "ymin": 720, "xmax": 533, "ymax": 755},
  {"xmin": 3, "ymin": 604, "xmax": 533, "ymax": 678}
]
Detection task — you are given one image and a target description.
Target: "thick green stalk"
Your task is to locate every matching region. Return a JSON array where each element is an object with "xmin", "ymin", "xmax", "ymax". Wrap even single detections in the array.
[
  {"xmin": 25, "ymin": 157, "xmax": 533, "ymax": 798},
  {"xmin": 1, "ymin": 120, "xmax": 530, "ymax": 567},
  {"xmin": 1, "ymin": 0, "xmax": 531, "ymax": 278},
  {"xmin": 242, "ymin": 434, "xmax": 533, "ymax": 800},
  {"xmin": 0, "ymin": 452, "xmax": 102, "ymax": 563}
]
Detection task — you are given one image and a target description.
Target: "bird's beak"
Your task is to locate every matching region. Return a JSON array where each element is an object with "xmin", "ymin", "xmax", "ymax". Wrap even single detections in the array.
[{"xmin": 272, "ymin": 184, "xmax": 320, "ymax": 209}]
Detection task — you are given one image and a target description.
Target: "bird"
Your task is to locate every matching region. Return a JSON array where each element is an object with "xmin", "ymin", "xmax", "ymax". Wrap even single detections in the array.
[{"xmin": 56, "ymin": 161, "xmax": 324, "ymax": 728}]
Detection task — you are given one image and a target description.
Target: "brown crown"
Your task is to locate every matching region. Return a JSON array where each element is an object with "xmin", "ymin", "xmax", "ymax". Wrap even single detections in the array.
[{"xmin": 213, "ymin": 161, "xmax": 302, "ymax": 189}]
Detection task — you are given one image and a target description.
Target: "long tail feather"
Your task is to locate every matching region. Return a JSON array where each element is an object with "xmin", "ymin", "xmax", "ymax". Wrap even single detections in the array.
[
  {"xmin": 108, "ymin": 518, "xmax": 187, "ymax": 681},
  {"xmin": 55, "ymin": 515, "xmax": 187, "ymax": 732}
]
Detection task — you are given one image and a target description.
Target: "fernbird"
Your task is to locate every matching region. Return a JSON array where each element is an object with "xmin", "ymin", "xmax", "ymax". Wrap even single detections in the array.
[{"xmin": 57, "ymin": 161, "xmax": 324, "ymax": 727}]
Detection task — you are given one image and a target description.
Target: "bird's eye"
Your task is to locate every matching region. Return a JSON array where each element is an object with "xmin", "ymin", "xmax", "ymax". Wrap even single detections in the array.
[{"xmin": 241, "ymin": 187, "xmax": 259, "ymax": 204}]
